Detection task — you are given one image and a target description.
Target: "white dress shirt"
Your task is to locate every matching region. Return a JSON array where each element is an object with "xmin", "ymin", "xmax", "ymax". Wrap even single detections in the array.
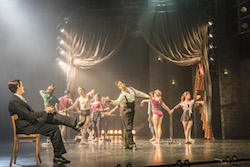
[
  {"xmin": 14, "ymin": 93, "xmax": 27, "ymax": 103},
  {"xmin": 111, "ymin": 87, "xmax": 148, "ymax": 106}
]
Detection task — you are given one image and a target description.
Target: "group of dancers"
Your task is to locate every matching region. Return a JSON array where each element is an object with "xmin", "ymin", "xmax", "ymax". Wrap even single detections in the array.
[
  {"xmin": 8, "ymin": 79, "xmax": 203, "ymax": 165},
  {"xmin": 40, "ymin": 80, "xmax": 203, "ymax": 146},
  {"xmin": 142, "ymin": 90, "xmax": 202, "ymax": 144}
]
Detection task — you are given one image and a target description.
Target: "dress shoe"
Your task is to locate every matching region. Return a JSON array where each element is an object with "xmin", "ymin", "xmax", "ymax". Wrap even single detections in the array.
[
  {"xmin": 53, "ymin": 156, "xmax": 70, "ymax": 164},
  {"xmin": 123, "ymin": 146, "xmax": 129, "ymax": 149},
  {"xmin": 125, "ymin": 143, "xmax": 137, "ymax": 150},
  {"xmin": 132, "ymin": 143, "xmax": 137, "ymax": 150}
]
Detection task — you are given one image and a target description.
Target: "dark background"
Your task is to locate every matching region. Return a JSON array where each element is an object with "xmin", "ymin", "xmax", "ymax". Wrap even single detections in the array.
[{"xmin": 0, "ymin": 0, "xmax": 250, "ymax": 142}]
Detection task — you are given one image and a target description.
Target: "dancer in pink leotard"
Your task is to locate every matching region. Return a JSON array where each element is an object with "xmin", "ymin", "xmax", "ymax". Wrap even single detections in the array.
[{"xmin": 141, "ymin": 89, "xmax": 171, "ymax": 143}]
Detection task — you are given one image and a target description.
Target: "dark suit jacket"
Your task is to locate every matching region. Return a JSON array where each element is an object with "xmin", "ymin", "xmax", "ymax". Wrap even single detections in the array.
[{"xmin": 8, "ymin": 94, "xmax": 47, "ymax": 134}]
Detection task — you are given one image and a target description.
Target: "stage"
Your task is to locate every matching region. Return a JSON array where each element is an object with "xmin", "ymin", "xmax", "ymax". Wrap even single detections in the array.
[{"xmin": 1, "ymin": 137, "xmax": 250, "ymax": 167}]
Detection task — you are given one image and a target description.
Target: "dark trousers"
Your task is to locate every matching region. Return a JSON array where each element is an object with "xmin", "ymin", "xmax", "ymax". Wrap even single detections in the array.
[
  {"xmin": 34, "ymin": 123, "xmax": 65, "ymax": 157},
  {"xmin": 122, "ymin": 107, "xmax": 135, "ymax": 148},
  {"xmin": 101, "ymin": 117, "xmax": 109, "ymax": 134},
  {"xmin": 35, "ymin": 112, "xmax": 77, "ymax": 157},
  {"xmin": 119, "ymin": 116, "xmax": 124, "ymax": 138}
]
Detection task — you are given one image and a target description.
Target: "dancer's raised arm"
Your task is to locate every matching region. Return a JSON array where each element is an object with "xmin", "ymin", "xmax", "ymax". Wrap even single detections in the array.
[
  {"xmin": 65, "ymin": 98, "xmax": 80, "ymax": 112},
  {"xmin": 171, "ymin": 102, "xmax": 181, "ymax": 114},
  {"xmin": 87, "ymin": 89, "xmax": 95, "ymax": 97},
  {"xmin": 141, "ymin": 99, "xmax": 150, "ymax": 107}
]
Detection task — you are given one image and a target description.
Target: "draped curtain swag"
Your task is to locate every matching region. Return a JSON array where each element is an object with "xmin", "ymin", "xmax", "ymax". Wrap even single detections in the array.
[
  {"xmin": 65, "ymin": 16, "xmax": 134, "ymax": 90},
  {"xmin": 138, "ymin": 12, "xmax": 214, "ymax": 139}
]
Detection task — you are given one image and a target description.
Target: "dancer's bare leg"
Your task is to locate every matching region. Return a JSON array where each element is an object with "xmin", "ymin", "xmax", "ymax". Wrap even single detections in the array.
[
  {"xmin": 157, "ymin": 116, "xmax": 163, "ymax": 142},
  {"xmin": 59, "ymin": 125, "xmax": 66, "ymax": 143},
  {"xmin": 153, "ymin": 114, "xmax": 160, "ymax": 142},
  {"xmin": 80, "ymin": 116, "xmax": 90, "ymax": 144},
  {"xmin": 182, "ymin": 121, "xmax": 188, "ymax": 142},
  {"xmin": 187, "ymin": 121, "xmax": 193, "ymax": 142}
]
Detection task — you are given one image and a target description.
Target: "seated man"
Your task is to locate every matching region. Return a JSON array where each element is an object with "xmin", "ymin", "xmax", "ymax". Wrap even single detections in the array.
[{"xmin": 8, "ymin": 79, "xmax": 85, "ymax": 165}]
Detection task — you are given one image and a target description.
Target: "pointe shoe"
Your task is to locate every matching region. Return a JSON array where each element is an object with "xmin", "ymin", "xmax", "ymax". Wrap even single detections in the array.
[
  {"xmin": 190, "ymin": 139, "xmax": 195, "ymax": 143},
  {"xmin": 80, "ymin": 140, "xmax": 88, "ymax": 145},
  {"xmin": 42, "ymin": 139, "xmax": 52, "ymax": 147},
  {"xmin": 150, "ymin": 138, "xmax": 156, "ymax": 142},
  {"xmin": 153, "ymin": 139, "xmax": 160, "ymax": 144},
  {"xmin": 74, "ymin": 136, "xmax": 81, "ymax": 143}
]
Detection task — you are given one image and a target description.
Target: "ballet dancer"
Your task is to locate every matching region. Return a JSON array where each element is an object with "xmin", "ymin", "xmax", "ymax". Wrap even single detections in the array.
[
  {"xmin": 171, "ymin": 91, "xmax": 202, "ymax": 144},
  {"xmin": 141, "ymin": 89, "xmax": 171, "ymax": 143}
]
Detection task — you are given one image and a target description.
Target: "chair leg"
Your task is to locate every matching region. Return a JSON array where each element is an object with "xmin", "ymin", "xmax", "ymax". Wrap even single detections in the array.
[
  {"xmin": 38, "ymin": 137, "xmax": 42, "ymax": 163},
  {"xmin": 38, "ymin": 152, "xmax": 42, "ymax": 163},
  {"xmin": 36, "ymin": 137, "xmax": 39, "ymax": 165},
  {"xmin": 10, "ymin": 139, "xmax": 17, "ymax": 166},
  {"xmin": 14, "ymin": 141, "xmax": 19, "ymax": 164}
]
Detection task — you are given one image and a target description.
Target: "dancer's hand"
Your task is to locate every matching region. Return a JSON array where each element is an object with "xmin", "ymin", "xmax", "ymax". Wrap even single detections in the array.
[
  {"xmin": 170, "ymin": 109, "xmax": 174, "ymax": 114},
  {"xmin": 140, "ymin": 100, "xmax": 145, "ymax": 107},
  {"xmin": 196, "ymin": 95, "xmax": 201, "ymax": 100},
  {"xmin": 105, "ymin": 96, "xmax": 111, "ymax": 102}
]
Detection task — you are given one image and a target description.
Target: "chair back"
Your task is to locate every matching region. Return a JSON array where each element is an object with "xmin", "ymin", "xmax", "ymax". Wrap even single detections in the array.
[{"xmin": 11, "ymin": 114, "xmax": 18, "ymax": 138}]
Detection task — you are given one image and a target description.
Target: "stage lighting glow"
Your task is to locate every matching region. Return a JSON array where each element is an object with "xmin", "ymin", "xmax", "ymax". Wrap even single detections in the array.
[
  {"xmin": 118, "ymin": 130, "xmax": 122, "ymax": 134},
  {"xmin": 241, "ymin": 23, "xmax": 248, "ymax": 29},
  {"xmin": 56, "ymin": 57, "xmax": 68, "ymax": 74},
  {"xmin": 101, "ymin": 130, "xmax": 105, "ymax": 134},
  {"xmin": 157, "ymin": 57, "xmax": 162, "ymax": 62},
  {"xmin": 60, "ymin": 50, "xmax": 65, "ymax": 55},
  {"xmin": 209, "ymin": 34, "xmax": 214, "ymax": 38},
  {"xmin": 208, "ymin": 21, "xmax": 213, "ymax": 26},
  {"xmin": 60, "ymin": 40, "xmax": 64, "ymax": 44},
  {"xmin": 110, "ymin": 130, "xmax": 113, "ymax": 134},
  {"xmin": 132, "ymin": 130, "xmax": 136, "ymax": 134},
  {"xmin": 60, "ymin": 28, "xmax": 65, "ymax": 33},
  {"xmin": 171, "ymin": 80, "xmax": 176, "ymax": 85},
  {"xmin": 209, "ymin": 44, "xmax": 214, "ymax": 49},
  {"xmin": 223, "ymin": 69, "xmax": 228, "ymax": 75},
  {"xmin": 241, "ymin": 6, "xmax": 247, "ymax": 13},
  {"xmin": 59, "ymin": 60, "xmax": 63, "ymax": 66},
  {"xmin": 114, "ymin": 130, "xmax": 118, "ymax": 134},
  {"xmin": 209, "ymin": 56, "xmax": 214, "ymax": 62}
]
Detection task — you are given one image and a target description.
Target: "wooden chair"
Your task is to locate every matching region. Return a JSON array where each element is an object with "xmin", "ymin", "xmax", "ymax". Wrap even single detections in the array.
[{"xmin": 10, "ymin": 114, "xmax": 41, "ymax": 166}]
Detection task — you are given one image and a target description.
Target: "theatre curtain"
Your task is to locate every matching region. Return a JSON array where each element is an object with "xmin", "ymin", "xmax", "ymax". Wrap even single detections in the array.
[
  {"xmin": 65, "ymin": 16, "xmax": 134, "ymax": 90},
  {"xmin": 138, "ymin": 12, "xmax": 214, "ymax": 139},
  {"xmin": 64, "ymin": 11, "xmax": 214, "ymax": 139}
]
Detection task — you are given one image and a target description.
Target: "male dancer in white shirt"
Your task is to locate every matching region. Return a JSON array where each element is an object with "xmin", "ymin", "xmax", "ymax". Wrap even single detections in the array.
[{"xmin": 106, "ymin": 81, "xmax": 150, "ymax": 149}]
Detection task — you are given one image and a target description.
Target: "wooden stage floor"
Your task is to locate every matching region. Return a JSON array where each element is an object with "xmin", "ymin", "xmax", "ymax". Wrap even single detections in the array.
[{"xmin": 1, "ymin": 137, "xmax": 250, "ymax": 167}]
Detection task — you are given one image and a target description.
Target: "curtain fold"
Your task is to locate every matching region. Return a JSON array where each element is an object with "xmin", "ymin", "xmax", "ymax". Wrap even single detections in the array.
[
  {"xmin": 139, "ymin": 12, "xmax": 214, "ymax": 139},
  {"xmin": 64, "ymin": 16, "xmax": 135, "ymax": 90}
]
